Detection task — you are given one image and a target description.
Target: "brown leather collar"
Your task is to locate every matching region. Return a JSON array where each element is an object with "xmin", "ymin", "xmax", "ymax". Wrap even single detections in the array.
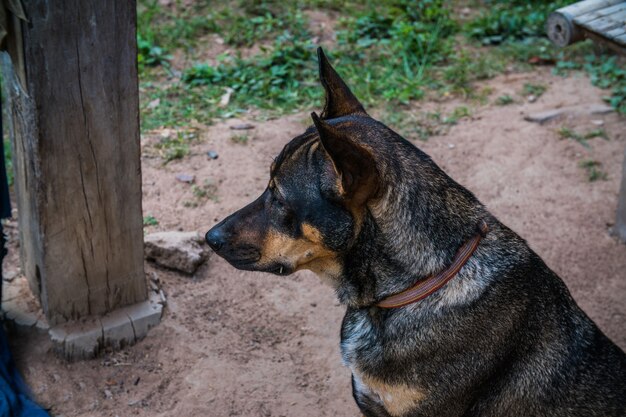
[{"xmin": 376, "ymin": 221, "xmax": 489, "ymax": 309}]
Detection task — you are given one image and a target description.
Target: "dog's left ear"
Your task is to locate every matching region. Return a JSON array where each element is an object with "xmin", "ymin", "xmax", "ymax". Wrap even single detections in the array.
[
  {"xmin": 318, "ymin": 47, "xmax": 367, "ymax": 119},
  {"xmin": 311, "ymin": 112, "xmax": 377, "ymax": 203}
]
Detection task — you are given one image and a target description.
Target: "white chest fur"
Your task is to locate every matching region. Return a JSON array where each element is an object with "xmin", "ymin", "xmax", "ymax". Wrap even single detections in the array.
[{"xmin": 341, "ymin": 312, "xmax": 426, "ymax": 417}]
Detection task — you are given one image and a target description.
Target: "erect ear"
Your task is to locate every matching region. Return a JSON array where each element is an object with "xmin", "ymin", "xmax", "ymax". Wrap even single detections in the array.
[
  {"xmin": 311, "ymin": 112, "xmax": 377, "ymax": 203},
  {"xmin": 317, "ymin": 47, "xmax": 367, "ymax": 120}
]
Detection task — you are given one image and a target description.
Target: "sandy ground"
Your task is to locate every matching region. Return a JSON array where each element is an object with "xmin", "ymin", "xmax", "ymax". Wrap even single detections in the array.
[{"xmin": 5, "ymin": 67, "xmax": 626, "ymax": 417}]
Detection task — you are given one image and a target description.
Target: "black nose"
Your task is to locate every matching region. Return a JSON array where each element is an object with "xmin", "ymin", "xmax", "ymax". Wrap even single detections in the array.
[{"xmin": 205, "ymin": 227, "xmax": 226, "ymax": 251}]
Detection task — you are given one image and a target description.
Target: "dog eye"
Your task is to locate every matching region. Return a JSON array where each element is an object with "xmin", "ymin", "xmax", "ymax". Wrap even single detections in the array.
[
  {"xmin": 271, "ymin": 192, "xmax": 287, "ymax": 211},
  {"xmin": 270, "ymin": 193, "xmax": 297, "ymax": 229}
]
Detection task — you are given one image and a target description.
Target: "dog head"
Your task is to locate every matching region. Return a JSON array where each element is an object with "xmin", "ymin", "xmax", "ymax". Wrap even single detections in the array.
[
  {"xmin": 206, "ymin": 48, "xmax": 384, "ymax": 284},
  {"xmin": 206, "ymin": 48, "xmax": 485, "ymax": 300}
]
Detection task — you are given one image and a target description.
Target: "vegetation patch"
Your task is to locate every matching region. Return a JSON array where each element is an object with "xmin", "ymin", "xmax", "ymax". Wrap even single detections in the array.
[
  {"xmin": 495, "ymin": 95, "xmax": 514, "ymax": 106},
  {"xmin": 558, "ymin": 127, "xmax": 608, "ymax": 148},
  {"xmin": 466, "ymin": 0, "xmax": 569, "ymax": 45},
  {"xmin": 143, "ymin": 215, "xmax": 159, "ymax": 227},
  {"xmin": 152, "ymin": 130, "xmax": 198, "ymax": 163},
  {"xmin": 136, "ymin": 0, "xmax": 625, "ymax": 130},
  {"xmin": 579, "ymin": 160, "xmax": 608, "ymax": 182}
]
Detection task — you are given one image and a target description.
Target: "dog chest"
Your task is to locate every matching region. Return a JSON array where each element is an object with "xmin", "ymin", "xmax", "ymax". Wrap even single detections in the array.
[
  {"xmin": 353, "ymin": 371, "xmax": 427, "ymax": 417},
  {"xmin": 341, "ymin": 310, "xmax": 427, "ymax": 416}
]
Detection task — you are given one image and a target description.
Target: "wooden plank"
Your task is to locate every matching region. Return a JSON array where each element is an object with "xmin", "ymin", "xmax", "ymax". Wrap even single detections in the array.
[
  {"xmin": 3, "ymin": 0, "xmax": 147, "ymax": 325},
  {"xmin": 615, "ymin": 33, "xmax": 626, "ymax": 43},
  {"xmin": 557, "ymin": 0, "xmax": 624, "ymax": 18},
  {"xmin": 604, "ymin": 26, "xmax": 626, "ymax": 39},
  {"xmin": 574, "ymin": 2, "xmax": 626, "ymax": 24},
  {"xmin": 580, "ymin": 15, "xmax": 624, "ymax": 32}
]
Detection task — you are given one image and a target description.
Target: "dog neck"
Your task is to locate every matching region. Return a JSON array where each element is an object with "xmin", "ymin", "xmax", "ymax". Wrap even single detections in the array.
[
  {"xmin": 334, "ymin": 153, "xmax": 490, "ymax": 308},
  {"xmin": 376, "ymin": 220, "xmax": 489, "ymax": 308}
]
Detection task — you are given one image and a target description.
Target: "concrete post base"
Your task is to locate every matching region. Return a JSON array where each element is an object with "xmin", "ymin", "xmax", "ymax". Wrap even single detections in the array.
[{"xmin": 2, "ymin": 276, "xmax": 165, "ymax": 361}]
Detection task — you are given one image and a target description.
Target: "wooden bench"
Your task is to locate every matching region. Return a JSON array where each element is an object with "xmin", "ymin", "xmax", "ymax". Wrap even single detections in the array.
[
  {"xmin": 547, "ymin": 0, "xmax": 626, "ymax": 54},
  {"xmin": 547, "ymin": 0, "xmax": 626, "ymax": 242}
]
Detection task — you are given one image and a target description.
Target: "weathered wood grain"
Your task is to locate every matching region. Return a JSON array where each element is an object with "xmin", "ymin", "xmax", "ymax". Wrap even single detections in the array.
[
  {"xmin": 2, "ymin": 0, "xmax": 146, "ymax": 325},
  {"xmin": 574, "ymin": 2, "xmax": 626, "ymax": 23},
  {"xmin": 548, "ymin": 0, "xmax": 626, "ymax": 50},
  {"xmin": 557, "ymin": 0, "xmax": 624, "ymax": 18},
  {"xmin": 617, "ymin": 148, "xmax": 626, "ymax": 243}
]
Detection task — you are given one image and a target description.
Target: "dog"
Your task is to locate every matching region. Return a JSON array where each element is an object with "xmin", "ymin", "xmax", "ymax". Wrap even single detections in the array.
[{"xmin": 206, "ymin": 48, "xmax": 626, "ymax": 417}]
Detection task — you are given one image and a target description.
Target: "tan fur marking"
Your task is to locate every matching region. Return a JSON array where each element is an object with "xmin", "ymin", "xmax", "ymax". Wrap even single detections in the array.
[
  {"xmin": 302, "ymin": 223, "xmax": 324, "ymax": 243},
  {"xmin": 260, "ymin": 225, "xmax": 341, "ymax": 286},
  {"xmin": 360, "ymin": 373, "xmax": 427, "ymax": 417}
]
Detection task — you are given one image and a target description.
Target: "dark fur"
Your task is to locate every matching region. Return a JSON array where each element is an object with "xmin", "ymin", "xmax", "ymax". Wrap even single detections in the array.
[{"xmin": 206, "ymin": 48, "xmax": 626, "ymax": 417}]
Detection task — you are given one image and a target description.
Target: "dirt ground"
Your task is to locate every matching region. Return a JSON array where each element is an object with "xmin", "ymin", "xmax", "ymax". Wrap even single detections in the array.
[{"xmin": 6, "ymin": 67, "xmax": 626, "ymax": 417}]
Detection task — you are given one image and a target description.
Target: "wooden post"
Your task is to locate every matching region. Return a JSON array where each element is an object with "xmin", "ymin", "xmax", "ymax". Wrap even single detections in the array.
[
  {"xmin": 616, "ymin": 147, "xmax": 626, "ymax": 243},
  {"xmin": 2, "ymin": 0, "xmax": 146, "ymax": 326}
]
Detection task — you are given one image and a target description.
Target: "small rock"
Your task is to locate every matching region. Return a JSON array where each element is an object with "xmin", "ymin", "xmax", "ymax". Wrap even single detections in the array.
[
  {"xmin": 448, "ymin": 143, "xmax": 455, "ymax": 149},
  {"xmin": 175, "ymin": 174, "xmax": 195, "ymax": 184},
  {"xmin": 527, "ymin": 95, "xmax": 537, "ymax": 103},
  {"xmin": 219, "ymin": 87, "xmax": 233, "ymax": 107},
  {"xmin": 230, "ymin": 123, "xmax": 255, "ymax": 130},
  {"xmin": 159, "ymin": 129, "xmax": 175, "ymax": 140},
  {"xmin": 144, "ymin": 231, "xmax": 210, "ymax": 274},
  {"xmin": 524, "ymin": 109, "xmax": 564, "ymax": 124},
  {"xmin": 147, "ymin": 98, "xmax": 160, "ymax": 109},
  {"xmin": 104, "ymin": 389, "xmax": 113, "ymax": 399},
  {"xmin": 207, "ymin": 150, "xmax": 219, "ymax": 160},
  {"xmin": 588, "ymin": 104, "xmax": 614, "ymax": 115},
  {"xmin": 591, "ymin": 119, "xmax": 604, "ymax": 126}
]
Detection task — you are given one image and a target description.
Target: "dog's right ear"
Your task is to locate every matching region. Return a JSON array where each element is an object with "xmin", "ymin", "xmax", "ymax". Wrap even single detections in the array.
[
  {"xmin": 311, "ymin": 112, "xmax": 377, "ymax": 204},
  {"xmin": 318, "ymin": 47, "xmax": 367, "ymax": 120}
]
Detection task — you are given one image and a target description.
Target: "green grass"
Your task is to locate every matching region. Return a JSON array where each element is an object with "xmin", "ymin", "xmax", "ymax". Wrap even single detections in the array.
[
  {"xmin": 151, "ymin": 130, "xmax": 198, "ymax": 163},
  {"xmin": 138, "ymin": 0, "xmax": 462, "ymax": 129},
  {"xmin": 136, "ymin": 0, "xmax": 625, "ymax": 131},
  {"xmin": 230, "ymin": 134, "xmax": 250, "ymax": 145},
  {"xmin": 193, "ymin": 179, "xmax": 219, "ymax": 201},
  {"xmin": 522, "ymin": 83, "xmax": 547, "ymax": 98},
  {"xmin": 558, "ymin": 127, "xmax": 608, "ymax": 148},
  {"xmin": 466, "ymin": 0, "xmax": 569, "ymax": 45},
  {"xmin": 444, "ymin": 106, "xmax": 472, "ymax": 124},
  {"xmin": 495, "ymin": 95, "xmax": 514, "ymax": 105},
  {"xmin": 585, "ymin": 55, "xmax": 626, "ymax": 115},
  {"xmin": 184, "ymin": 179, "xmax": 219, "ymax": 207},
  {"xmin": 579, "ymin": 160, "xmax": 608, "ymax": 182},
  {"xmin": 143, "ymin": 215, "xmax": 159, "ymax": 226},
  {"xmin": 182, "ymin": 35, "xmax": 320, "ymax": 111}
]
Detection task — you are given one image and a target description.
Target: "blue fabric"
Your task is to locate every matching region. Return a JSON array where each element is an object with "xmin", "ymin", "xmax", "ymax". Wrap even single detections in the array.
[{"xmin": 0, "ymin": 328, "xmax": 48, "ymax": 417}]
